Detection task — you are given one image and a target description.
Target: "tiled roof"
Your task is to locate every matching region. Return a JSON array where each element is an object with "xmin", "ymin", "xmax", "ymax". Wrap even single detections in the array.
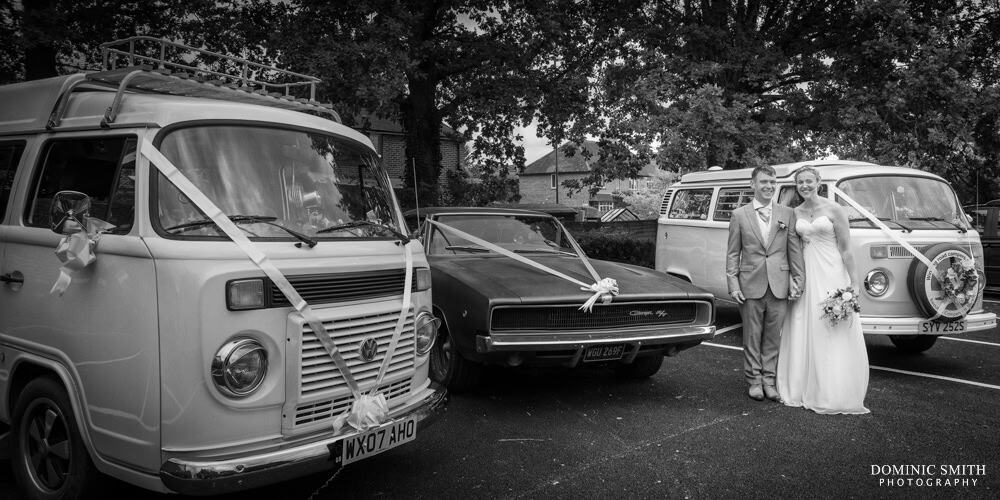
[
  {"xmin": 522, "ymin": 140, "xmax": 659, "ymax": 177},
  {"xmin": 349, "ymin": 111, "xmax": 460, "ymax": 138}
]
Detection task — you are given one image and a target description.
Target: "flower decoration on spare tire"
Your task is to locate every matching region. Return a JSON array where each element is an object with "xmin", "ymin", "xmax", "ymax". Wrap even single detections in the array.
[{"xmin": 908, "ymin": 243, "xmax": 982, "ymax": 320}]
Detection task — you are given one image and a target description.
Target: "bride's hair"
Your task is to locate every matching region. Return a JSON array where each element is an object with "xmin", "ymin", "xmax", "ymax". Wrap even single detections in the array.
[{"xmin": 794, "ymin": 166, "xmax": 821, "ymax": 182}]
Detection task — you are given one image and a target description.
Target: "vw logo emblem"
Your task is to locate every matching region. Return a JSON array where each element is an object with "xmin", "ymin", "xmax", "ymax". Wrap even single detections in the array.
[{"xmin": 359, "ymin": 338, "xmax": 379, "ymax": 362}]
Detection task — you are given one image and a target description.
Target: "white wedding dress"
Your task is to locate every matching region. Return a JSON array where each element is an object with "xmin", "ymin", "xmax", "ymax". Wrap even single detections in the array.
[{"xmin": 777, "ymin": 216, "xmax": 870, "ymax": 414}]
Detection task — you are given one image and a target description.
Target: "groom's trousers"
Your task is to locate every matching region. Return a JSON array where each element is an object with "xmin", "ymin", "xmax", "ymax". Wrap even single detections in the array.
[{"xmin": 740, "ymin": 287, "xmax": 787, "ymax": 386}]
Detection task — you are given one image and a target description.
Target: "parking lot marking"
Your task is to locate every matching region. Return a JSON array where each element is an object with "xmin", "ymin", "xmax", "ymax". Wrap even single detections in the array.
[
  {"xmin": 939, "ymin": 336, "xmax": 1000, "ymax": 347},
  {"xmin": 983, "ymin": 298, "xmax": 1000, "ymax": 304},
  {"xmin": 714, "ymin": 324, "xmax": 742, "ymax": 336},
  {"xmin": 702, "ymin": 342, "xmax": 1000, "ymax": 390},
  {"xmin": 870, "ymin": 366, "xmax": 1000, "ymax": 390}
]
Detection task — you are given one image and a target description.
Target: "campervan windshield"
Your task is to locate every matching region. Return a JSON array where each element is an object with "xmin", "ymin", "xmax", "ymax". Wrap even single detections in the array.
[
  {"xmin": 155, "ymin": 125, "xmax": 401, "ymax": 239},
  {"xmin": 836, "ymin": 175, "xmax": 970, "ymax": 231}
]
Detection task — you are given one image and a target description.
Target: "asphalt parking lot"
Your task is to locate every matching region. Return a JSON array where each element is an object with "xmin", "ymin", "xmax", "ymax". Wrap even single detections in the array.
[{"xmin": 2, "ymin": 301, "xmax": 998, "ymax": 499}]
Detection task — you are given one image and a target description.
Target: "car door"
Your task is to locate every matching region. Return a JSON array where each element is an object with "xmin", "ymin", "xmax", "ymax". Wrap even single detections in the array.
[
  {"xmin": 983, "ymin": 207, "xmax": 1000, "ymax": 292},
  {"xmin": 0, "ymin": 133, "xmax": 161, "ymax": 473}
]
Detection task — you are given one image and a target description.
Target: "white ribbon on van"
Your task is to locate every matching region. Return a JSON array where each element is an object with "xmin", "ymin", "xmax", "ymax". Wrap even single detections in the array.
[
  {"xmin": 141, "ymin": 140, "xmax": 408, "ymax": 432},
  {"xmin": 426, "ymin": 219, "xmax": 618, "ymax": 312},
  {"xmin": 831, "ymin": 185, "xmax": 980, "ymax": 320},
  {"xmin": 49, "ymin": 217, "xmax": 115, "ymax": 296}
]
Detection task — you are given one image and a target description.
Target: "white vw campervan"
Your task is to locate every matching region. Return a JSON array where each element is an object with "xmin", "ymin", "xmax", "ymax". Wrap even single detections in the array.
[
  {"xmin": 0, "ymin": 37, "xmax": 444, "ymax": 498},
  {"xmin": 656, "ymin": 160, "xmax": 996, "ymax": 353}
]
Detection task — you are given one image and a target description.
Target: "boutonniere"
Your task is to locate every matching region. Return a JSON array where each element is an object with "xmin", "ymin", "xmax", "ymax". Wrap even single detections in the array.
[{"xmin": 777, "ymin": 221, "xmax": 788, "ymax": 231}]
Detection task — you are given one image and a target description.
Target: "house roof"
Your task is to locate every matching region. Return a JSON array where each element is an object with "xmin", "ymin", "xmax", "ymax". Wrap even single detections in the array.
[
  {"xmin": 522, "ymin": 140, "xmax": 660, "ymax": 177},
  {"xmin": 350, "ymin": 111, "xmax": 461, "ymax": 139},
  {"xmin": 600, "ymin": 207, "xmax": 639, "ymax": 222}
]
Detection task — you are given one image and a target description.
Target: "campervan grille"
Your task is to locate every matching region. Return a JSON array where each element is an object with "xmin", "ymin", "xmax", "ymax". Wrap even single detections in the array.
[
  {"xmin": 491, "ymin": 302, "xmax": 698, "ymax": 331},
  {"xmin": 888, "ymin": 245, "xmax": 917, "ymax": 258},
  {"xmin": 270, "ymin": 269, "xmax": 417, "ymax": 307},
  {"xmin": 659, "ymin": 190, "xmax": 675, "ymax": 216},
  {"xmin": 293, "ymin": 379, "xmax": 412, "ymax": 427},
  {"xmin": 298, "ymin": 310, "xmax": 415, "ymax": 399}
]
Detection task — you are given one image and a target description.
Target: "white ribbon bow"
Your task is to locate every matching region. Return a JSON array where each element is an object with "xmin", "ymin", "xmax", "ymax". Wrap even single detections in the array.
[
  {"xmin": 580, "ymin": 278, "xmax": 619, "ymax": 312},
  {"xmin": 50, "ymin": 218, "xmax": 115, "ymax": 296},
  {"xmin": 333, "ymin": 393, "xmax": 389, "ymax": 432}
]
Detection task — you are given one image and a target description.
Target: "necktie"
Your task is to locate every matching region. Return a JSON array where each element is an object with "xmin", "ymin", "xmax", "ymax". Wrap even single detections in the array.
[{"xmin": 757, "ymin": 206, "xmax": 771, "ymax": 225}]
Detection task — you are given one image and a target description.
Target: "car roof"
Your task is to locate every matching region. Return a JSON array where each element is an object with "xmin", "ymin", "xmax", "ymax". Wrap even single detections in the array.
[
  {"xmin": 403, "ymin": 206, "xmax": 552, "ymax": 219},
  {"xmin": 676, "ymin": 161, "xmax": 945, "ymax": 185}
]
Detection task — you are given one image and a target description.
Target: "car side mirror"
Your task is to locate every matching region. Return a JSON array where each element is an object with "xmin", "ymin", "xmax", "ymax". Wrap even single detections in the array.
[{"xmin": 50, "ymin": 190, "xmax": 91, "ymax": 235}]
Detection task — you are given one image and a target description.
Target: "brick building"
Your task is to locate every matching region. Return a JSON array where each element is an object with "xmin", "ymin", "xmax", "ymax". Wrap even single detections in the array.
[
  {"xmin": 352, "ymin": 114, "xmax": 467, "ymax": 189},
  {"xmin": 519, "ymin": 140, "xmax": 657, "ymax": 214}
]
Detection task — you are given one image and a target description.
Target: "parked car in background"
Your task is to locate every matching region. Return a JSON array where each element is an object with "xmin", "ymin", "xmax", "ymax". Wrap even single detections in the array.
[
  {"xmin": 406, "ymin": 207, "xmax": 716, "ymax": 391},
  {"xmin": 963, "ymin": 204, "xmax": 1000, "ymax": 293}
]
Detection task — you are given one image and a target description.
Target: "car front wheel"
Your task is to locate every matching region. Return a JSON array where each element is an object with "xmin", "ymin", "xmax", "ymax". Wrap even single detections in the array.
[
  {"xmin": 615, "ymin": 355, "xmax": 664, "ymax": 379},
  {"xmin": 12, "ymin": 376, "xmax": 98, "ymax": 500},
  {"xmin": 429, "ymin": 318, "xmax": 481, "ymax": 392}
]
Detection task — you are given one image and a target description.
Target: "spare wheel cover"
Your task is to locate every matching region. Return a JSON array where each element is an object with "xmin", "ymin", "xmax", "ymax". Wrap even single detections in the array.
[{"xmin": 907, "ymin": 242, "xmax": 981, "ymax": 321}]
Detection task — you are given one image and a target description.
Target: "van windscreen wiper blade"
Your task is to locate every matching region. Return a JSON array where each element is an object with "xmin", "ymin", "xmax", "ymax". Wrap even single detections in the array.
[
  {"xmin": 848, "ymin": 217, "xmax": 912, "ymax": 233},
  {"xmin": 316, "ymin": 220, "xmax": 411, "ymax": 244},
  {"xmin": 907, "ymin": 217, "xmax": 968, "ymax": 233},
  {"xmin": 165, "ymin": 215, "xmax": 317, "ymax": 248}
]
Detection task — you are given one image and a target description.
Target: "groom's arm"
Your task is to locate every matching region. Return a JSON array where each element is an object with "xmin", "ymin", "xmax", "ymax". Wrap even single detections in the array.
[
  {"xmin": 787, "ymin": 208, "xmax": 805, "ymax": 294},
  {"xmin": 726, "ymin": 209, "xmax": 743, "ymax": 301}
]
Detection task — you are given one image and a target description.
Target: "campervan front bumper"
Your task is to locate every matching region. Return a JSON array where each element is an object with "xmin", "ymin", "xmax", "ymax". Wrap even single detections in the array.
[
  {"xmin": 159, "ymin": 382, "xmax": 446, "ymax": 496},
  {"xmin": 862, "ymin": 311, "xmax": 997, "ymax": 335}
]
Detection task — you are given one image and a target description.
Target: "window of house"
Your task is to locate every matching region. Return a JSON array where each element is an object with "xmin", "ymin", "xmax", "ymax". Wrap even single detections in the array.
[
  {"xmin": 0, "ymin": 141, "xmax": 26, "ymax": 221},
  {"xmin": 26, "ymin": 136, "xmax": 137, "ymax": 233},
  {"xmin": 629, "ymin": 178, "xmax": 638, "ymax": 190},
  {"xmin": 598, "ymin": 201, "xmax": 613, "ymax": 212},
  {"xmin": 667, "ymin": 188, "xmax": 713, "ymax": 220},
  {"xmin": 550, "ymin": 174, "xmax": 557, "ymax": 189},
  {"xmin": 713, "ymin": 187, "xmax": 755, "ymax": 221}
]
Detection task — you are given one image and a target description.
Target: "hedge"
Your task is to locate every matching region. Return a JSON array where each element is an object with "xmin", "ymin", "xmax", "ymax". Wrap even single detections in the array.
[{"xmin": 572, "ymin": 230, "xmax": 655, "ymax": 269}]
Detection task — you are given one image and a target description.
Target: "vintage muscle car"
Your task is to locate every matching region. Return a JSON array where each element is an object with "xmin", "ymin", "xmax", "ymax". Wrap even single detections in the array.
[{"xmin": 407, "ymin": 207, "xmax": 717, "ymax": 390}]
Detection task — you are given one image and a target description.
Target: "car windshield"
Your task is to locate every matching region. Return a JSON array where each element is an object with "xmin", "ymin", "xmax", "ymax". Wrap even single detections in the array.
[
  {"xmin": 155, "ymin": 125, "xmax": 401, "ymax": 239},
  {"xmin": 427, "ymin": 214, "xmax": 576, "ymax": 255},
  {"xmin": 836, "ymin": 176, "xmax": 969, "ymax": 231}
]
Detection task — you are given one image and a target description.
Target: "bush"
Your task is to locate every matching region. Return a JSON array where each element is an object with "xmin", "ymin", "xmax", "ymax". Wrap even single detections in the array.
[{"xmin": 572, "ymin": 230, "xmax": 655, "ymax": 269}]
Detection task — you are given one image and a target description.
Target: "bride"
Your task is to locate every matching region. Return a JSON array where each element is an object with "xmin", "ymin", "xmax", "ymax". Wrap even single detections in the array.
[{"xmin": 777, "ymin": 166, "xmax": 870, "ymax": 414}]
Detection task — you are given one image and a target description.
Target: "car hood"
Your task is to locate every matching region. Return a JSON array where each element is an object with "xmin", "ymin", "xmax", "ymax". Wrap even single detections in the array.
[{"xmin": 429, "ymin": 254, "xmax": 710, "ymax": 303}]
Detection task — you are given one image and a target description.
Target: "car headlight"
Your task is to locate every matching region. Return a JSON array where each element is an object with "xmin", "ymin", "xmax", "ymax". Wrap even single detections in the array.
[
  {"xmin": 414, "ymin": 312, "xmax": 440, "ymax": 355},
  {"xmin": 865, "ymin": 269, "xmax": 889, "ymax": 297},
  {"xmin": 211, "ymin": 338, "xmax": 268, "ymax": 397}
]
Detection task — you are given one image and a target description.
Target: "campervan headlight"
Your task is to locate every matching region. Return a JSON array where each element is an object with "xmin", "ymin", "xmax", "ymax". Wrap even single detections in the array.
[
  {"xmin": 864, "ymin": 269, "xmax": 889, "ymax": 297},
  {"xmin": 414, "ymin": 311, "xmax": 440, "ymax": 355},
  {"xmin": 212, "ymin": 338, "xmax": 268, "ymax": 397}
]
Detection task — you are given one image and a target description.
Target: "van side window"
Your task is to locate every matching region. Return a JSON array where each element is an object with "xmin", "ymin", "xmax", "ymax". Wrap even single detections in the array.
[
  {"xmin": 0, "ymin": 141, "xmax": 26, "ymax": 221},
  {"xmin": 778, "ymin": 184, "xmax": 827, "ymax": 207},
  {"xmin": 26, "ymin": 136, "xmax": 137, "ymax": 233},
  {"xmin": 713, "ymin": 188, "xmax": 754, "ymax": 221},
  {"xmin": 668, "ymin": 189, "xmax": 713, "ymax": 220}
]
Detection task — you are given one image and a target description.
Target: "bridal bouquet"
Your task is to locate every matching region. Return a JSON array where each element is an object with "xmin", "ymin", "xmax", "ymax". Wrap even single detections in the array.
[{"xmin": 819, "ymin": 287, "xmax": 861, "ymax": 327}]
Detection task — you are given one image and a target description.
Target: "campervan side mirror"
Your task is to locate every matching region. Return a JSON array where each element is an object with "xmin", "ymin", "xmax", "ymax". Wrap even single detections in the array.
[{"xmin": 50, "ymin": 190, "xmax": 91, "ymax": 235}]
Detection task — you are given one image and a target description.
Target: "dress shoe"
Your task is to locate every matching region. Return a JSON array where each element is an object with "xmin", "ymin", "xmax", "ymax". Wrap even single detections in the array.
[
  {"xmin": 763, "ymin": 385, "xmax": 780, "ymax": 402},
  {"xmin": 748, "ymin": 384, "xmax": 764, "ymax": 401}
]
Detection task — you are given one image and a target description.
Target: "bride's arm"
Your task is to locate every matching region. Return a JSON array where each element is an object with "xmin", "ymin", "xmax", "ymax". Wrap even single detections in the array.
[{"xmin": 830, "ymin": 203, "xmax": 857, "ymax": 287}]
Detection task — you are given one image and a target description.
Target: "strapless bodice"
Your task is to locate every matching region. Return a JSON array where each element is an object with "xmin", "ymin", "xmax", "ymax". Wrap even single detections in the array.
[{"xmin": 796, "ymin": 215, "xmax": 836, "ymax": 245}]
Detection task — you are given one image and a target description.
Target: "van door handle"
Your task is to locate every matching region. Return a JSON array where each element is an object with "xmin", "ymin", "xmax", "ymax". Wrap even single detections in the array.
[{"xmin": 1, "ymin": 272, "xmax": 24, "ymax": 284}]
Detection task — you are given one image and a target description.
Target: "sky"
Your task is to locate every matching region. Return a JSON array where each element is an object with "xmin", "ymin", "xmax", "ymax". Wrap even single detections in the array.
[{"xmin": 516, "ymin": 119, "xmax": 555, "ymax": 164}]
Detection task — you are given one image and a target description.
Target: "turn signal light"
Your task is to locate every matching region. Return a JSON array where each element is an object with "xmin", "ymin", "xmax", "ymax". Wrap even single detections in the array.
[
  {"xmin": 870, "ymin": 246, "xmax": 888, "ymax": 259},
  {"xmin": 415, "ymin": 268, "xmax": 432, "ymax": 292},
  {"xmin": 227, "ymin": 278, "xmax": 265, "ymax": 310}
]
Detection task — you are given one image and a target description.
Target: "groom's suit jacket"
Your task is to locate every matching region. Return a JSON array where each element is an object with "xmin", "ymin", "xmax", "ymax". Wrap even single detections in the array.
[{"xmin": 725, "ymin": 203, "xmax": 805, "ymax": 300}]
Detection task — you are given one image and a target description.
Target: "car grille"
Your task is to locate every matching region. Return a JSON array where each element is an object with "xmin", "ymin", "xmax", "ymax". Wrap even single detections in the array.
[
  {"xmin": 298, "ymin": 310, "xmax": 415, "ymax": 400},
  {"xmin": 491, "ymin": 302, "xmax": 698, "ymax": 331},
  {"xmin": 294, "ymin": 379, "xmax": 412, "ymax": 427},
  {"xmin": 270, "ymin": 269, "xmax": 417, "ymax": 307}
]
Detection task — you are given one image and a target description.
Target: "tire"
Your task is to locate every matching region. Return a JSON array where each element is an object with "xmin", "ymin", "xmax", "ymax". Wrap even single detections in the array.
[
  {"xmin": 429, "ymin": 318, "xmax": 481, "ymax": 392},
  {"xmin": 12, "ymin": 377, "xmax": 98, "ymax": 500},
  {"xmin": 890, "ymin": 335, "xmax": 939, "ymax": 353},
  {"xmin": 907, "ymin": 243, "xmax": 980, "ymax": 321},
  {"xmin": 615, "ymin": 355, "xmax": 664, "ymax": 379}
]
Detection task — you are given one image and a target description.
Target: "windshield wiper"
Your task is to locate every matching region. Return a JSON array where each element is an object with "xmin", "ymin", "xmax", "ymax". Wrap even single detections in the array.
[
  {"xmin": 316, "ymin": 220, "xmax": 411, "ymax": 245},
  {"xmin": 907, "ymin": 217, "xmax": 968, "ymax": 233},
  {"xmin": 849, "ymin": 217, "xmax": 912, "ymax": 233},
  {"xmin": 513, "ymin": 248, "xmax": 577, "ymax": 256},
  {"xmin": 165, "ymin": 215, "xmax": 317, "ymax": 248},
  {"xmin": 444, "ymin": 245, "xmax": 490, "ymax": 253}
]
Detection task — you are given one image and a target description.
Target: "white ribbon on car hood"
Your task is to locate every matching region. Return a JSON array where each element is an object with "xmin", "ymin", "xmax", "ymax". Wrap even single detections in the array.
[
  {"xmin": 426, "ymin": 219, "xmax": 618, "ymax": 312},
  {"xmin": 141, "ymin": 139, "xmax": 410, "ymax": 432}
]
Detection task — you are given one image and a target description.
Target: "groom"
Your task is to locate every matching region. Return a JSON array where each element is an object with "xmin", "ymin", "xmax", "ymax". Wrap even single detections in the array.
[{"xmin": 726, "ymin": 165, "xmax": 805, "ymax": 402}]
